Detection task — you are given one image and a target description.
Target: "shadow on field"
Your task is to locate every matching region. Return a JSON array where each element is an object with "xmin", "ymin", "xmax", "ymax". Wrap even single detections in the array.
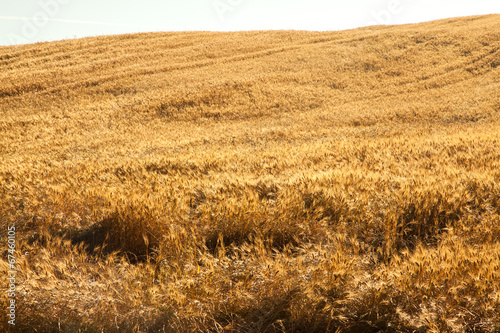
[{"xmin": 70, "ymin": 207, "xmax": 159, "ymax": 263}]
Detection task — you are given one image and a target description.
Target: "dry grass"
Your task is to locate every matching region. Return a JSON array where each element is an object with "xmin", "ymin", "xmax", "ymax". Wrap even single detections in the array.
[{"xmin": 1, "ymin": 14, "xmax": 500, "ymax": 332}]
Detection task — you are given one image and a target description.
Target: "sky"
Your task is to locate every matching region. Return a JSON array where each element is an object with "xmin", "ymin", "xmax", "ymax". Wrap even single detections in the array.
[{"xmin": 0, "ymin": 0, "xmax": 499, "ymax": 46}]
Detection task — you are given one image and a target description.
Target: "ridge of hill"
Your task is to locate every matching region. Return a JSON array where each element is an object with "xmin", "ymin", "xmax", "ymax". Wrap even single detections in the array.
[{"xmin": 1, "ymin": 15, "xmax": 500, "ymax": 332}]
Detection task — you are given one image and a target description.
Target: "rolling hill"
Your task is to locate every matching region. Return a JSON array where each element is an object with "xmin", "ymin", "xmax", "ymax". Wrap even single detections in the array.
[{"xmin": 1, "ymin": 14, "xmax": 500, "ymax": 332}]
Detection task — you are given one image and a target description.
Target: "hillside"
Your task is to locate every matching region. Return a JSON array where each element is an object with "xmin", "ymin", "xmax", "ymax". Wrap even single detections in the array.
[{"xmin": 1, "ymin": 14, "xmax": 500, "ymax": 332}]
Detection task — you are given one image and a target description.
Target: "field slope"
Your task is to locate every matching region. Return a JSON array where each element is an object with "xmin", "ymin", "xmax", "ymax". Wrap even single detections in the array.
[{"xmin": 1, "ymin": 14, "xmax": 500, "ymax": 332}]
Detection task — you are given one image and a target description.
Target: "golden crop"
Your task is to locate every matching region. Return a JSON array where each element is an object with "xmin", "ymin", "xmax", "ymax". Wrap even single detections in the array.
[{"xmin": 1, "ymin": 14, "xmax": 499, "ymax": 332}]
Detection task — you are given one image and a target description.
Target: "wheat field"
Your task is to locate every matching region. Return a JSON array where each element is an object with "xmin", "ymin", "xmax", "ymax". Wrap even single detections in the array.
[{"xmin": 1, "ymin": 14, "xmax": 500, "ymax": 332}]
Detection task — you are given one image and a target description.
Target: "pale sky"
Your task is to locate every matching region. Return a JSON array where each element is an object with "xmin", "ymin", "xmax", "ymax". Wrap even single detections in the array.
[{"xmin": 0, "ymin": 0, "xmax": 499, "ymax": 46}]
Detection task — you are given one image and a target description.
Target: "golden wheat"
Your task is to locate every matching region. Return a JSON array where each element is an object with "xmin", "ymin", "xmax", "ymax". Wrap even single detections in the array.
[{"xmin": 0, "ymin": 14, "xmax": 499, "ymax": 332}]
